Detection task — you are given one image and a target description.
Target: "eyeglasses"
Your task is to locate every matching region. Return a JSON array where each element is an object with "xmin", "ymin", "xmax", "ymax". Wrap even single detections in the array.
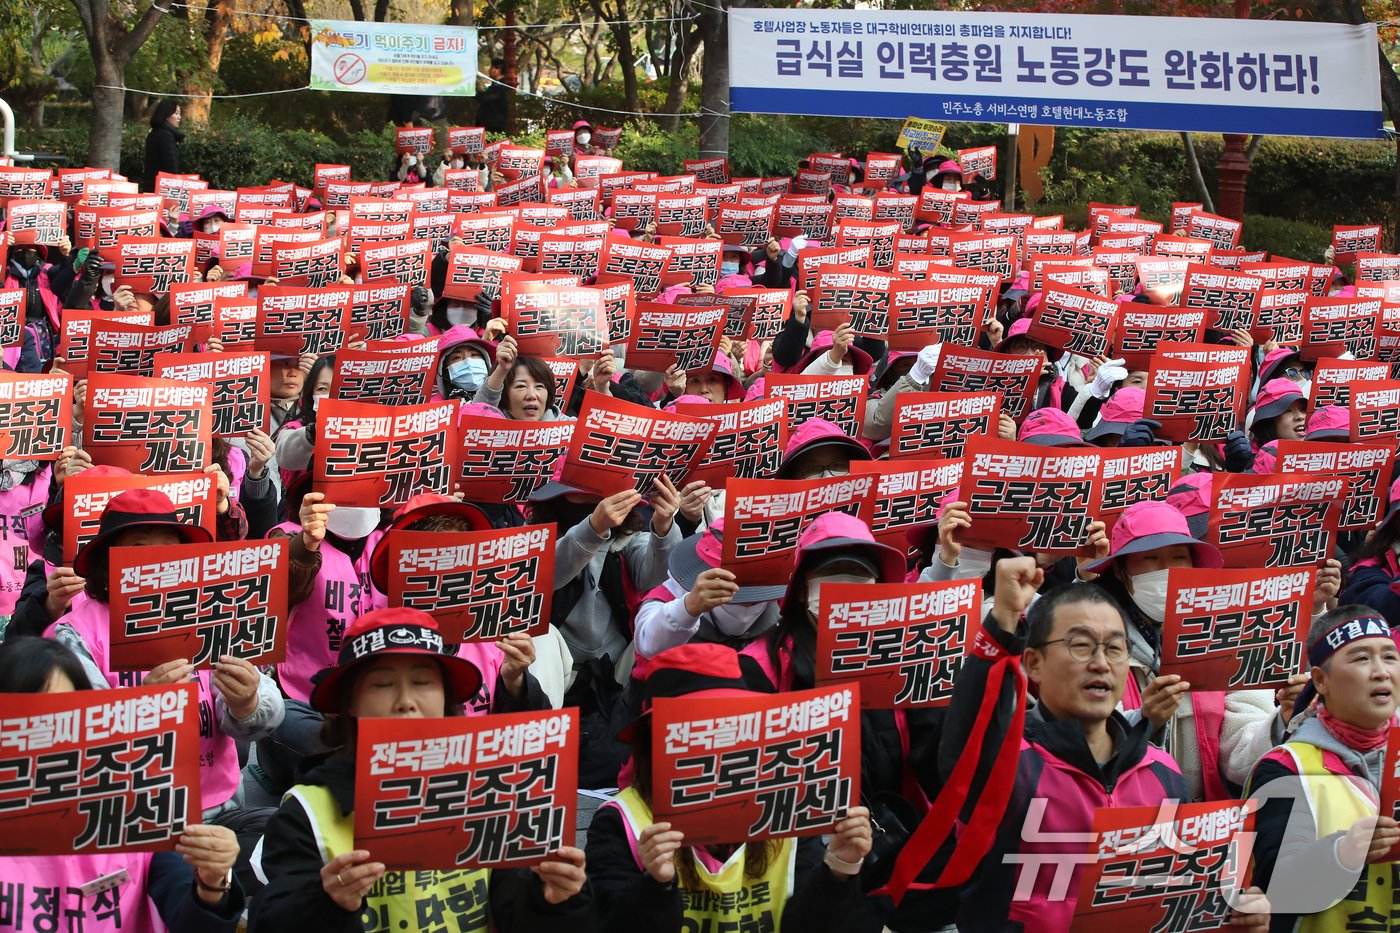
[
  {"xmin": 1033, "ymin": 636, "xmax": 1130, "ymax": 664},
  {"xmin": 1281, "ymin": 366, "xmax": 1310, "ymax": 380}
]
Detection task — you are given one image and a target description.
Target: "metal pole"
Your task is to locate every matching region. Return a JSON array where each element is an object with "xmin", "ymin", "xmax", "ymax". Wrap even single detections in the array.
[
  {"xmin": 0, "ymin": 97, "xmax": 15, "ymax": 160},
  {"xmin": 1004, "ymin": 123, "xmax": 1019, "ymax": 212}
]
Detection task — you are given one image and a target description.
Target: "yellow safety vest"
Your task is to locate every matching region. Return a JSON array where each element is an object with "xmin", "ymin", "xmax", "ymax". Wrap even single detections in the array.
[
  {"xmin": 1271, "ymin": 743, "xmax": 1399, "ymax": 933},
  {"xmin": 287, "ymin": 783, "xmax": 492, "ymax": 933},
  {"xmin": 609, "ymin": 786, "xmax": 798, "ymax": 932}
]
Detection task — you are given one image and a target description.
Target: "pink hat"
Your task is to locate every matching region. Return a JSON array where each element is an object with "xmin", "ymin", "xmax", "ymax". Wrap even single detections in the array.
[
  {"xmin": 784, "ymin": 511, "xmax": 906, "ymax": 608},
  {"xmin": 1251, "ymin": 378, "xmax": 1306, "ymax": 423},
  {"xmin": 663, "ymin": 393, "xmax": 711, "ymax": 412},
  {"xmin": 572, "ymin": 120, "xmax": 592, "ymax": 132},
  {"xmin": 995, "ymin": 316, "xmax": 1062, "ymax": 362},
  {"xmin": 872, "ymin": 350, "xmax": 916, "ymax": 392},
  {"xmin": 1085, "ymin": 387, "xmax": 1146, "ymax": 443},
  {"xmin": 1165, "ymin": 472, "xmax": 1213, "ymax": 538},
  {"xmin": 437, "ymin": 324, "xmax": 497, "ymax": 363},
  {"xmin": 669, "ymin": 517, "xmax": 787, "ymax": 603},
  {"xmin": 790, "ymin": 330, "xmax": 874, "ymax": 376},
  {"xmin": 1018, "ymin": 407, "xmax": 1087, "ymax": 447},
  {"xmin": 194, "ymin": 204, "xmax": 229, "ymax": 227},
  {"xmin": 693, "ymin": 352, "xmax": 744, "ymax": 401},
  {"xmin": 1084, "ymin": 500, "xmax": 1223, "ymax": 574},
  {"xmin": 715, "ymin": 272, "xmax": 753, "ymax": 293},
  {"xmin": 778, "ymin": 418, "xmax": 871, "ymax": 479},
  {"xmin": 743, "ymin": 376, "xmax": 766, "ymax": 402},
  {"xmin": 933, "ymin": 160, "xmax": 962, "ymax": 177},
  {"xmin": 459, "ymin": 401, "xmax": 507, "ymax": 420},
  {"xmin": 1257, "ymin": 347, "xmax": 1303, "ymax": 386},
  {"xmin": 1251, "ymin": 440, "xmax": 1278, "ymax": 475},
  {"xmin": 1306, "ymin": 405, "xmax": 1350, "ymax": 441}
]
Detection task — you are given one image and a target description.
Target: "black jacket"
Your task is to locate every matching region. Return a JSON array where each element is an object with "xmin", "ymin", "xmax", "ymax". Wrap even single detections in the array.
[
  {"xmin": 249, "ymin": 750, "xmax": 597, "ymax": 933},
  {"xmin": 143, "ymin": 124, "xmax": 183, "ymax": 192}
]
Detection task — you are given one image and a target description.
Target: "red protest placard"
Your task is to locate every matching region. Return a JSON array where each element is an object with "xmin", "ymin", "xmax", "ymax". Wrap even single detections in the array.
[
  {"xmin": 1209, "ymin": 473, "xmax": 1349, "ymax": 569},
  {"xmin": 74, "ymin": 206, "xmax": 158, "ymax": 251},
  {"xmin": 1026, "ymin": 254, "xmax": 1093, "ymax": 291},
  {"xmin": 497, "ymin": 144, "xmax": 544, "ymax": 179},
  {"xmin": 108, "ymin": 538, "xmax": 288, "ymax": 670},
  {"xmin": 6, "ymin": 199, "xmax": 67, "ymax": 246},
  {"xmin": 256, "ymin": 284, "xmax": 354, "ymax": 356},
  {"xmin": 674, "ymin": 397, "xmax": 788, "ymax": 490},
  {"xmin": 929, "ymin": 346, "xmax": 1042, "ymax": 423},
  {"xmin": 915, "ymin": 188, "xmax": 969, "ymax": 225},
  {"xmin": 651, "ymin": 684, "xmax": 860, "ymax": 845},
  {"xmin": 853, "ymin": 458, "xmax": 964, "ymax": 554},
  {"xmin": 1143, "ymin": 356, "xmax": 1246, "ymax": 443},
  {"xmin": 561, "ymin": 391, "xmax": 716, "ymax": 498},
  {"xmin": 360, "ymin": 239, "xmax": 431, "ymax": 286},
  {"xmin": 453, "ymin": 212, "xmax": 516, "ymax": 254},
  {"xmin": 807, "ymin": 266, "xmax": 897, "ymax": 336},
  {"xmin": 720, "ymin": 475, "xmax": 875, "ymax": 586},
  {"xmin": 1356, "ymin": 253, "xmax": 1400, "ymax": 285},
  {"xmin": 775, "ymin": 198, "xmax": 833, "ymax": 241},
  {"xmin": 499, "ymin": 281, "xmax": 606, "ymax": 359},
  {"xmin": 328, "ymin": 347, "xmax": 435, "ymax": 406},
  {"xmin": 722, "ymin": 287, "xmax": 789, "ymax": 342},
  {"xmin": 455, "ymin": 417, "xmax": 573, "ymax": 504},
  {"xmin": 0, "ymin": 683, "xmax": 201, "ymax": 856},
  {"xmin": 835, "ymin": 219, "xmax": 899, "ymax": 271},
  {"xmin": 627, "ymin": 302, "xmax": 725, "ymax": 374},
  {"xmin": 610, "ymin": 190, "xmax": 657, "ymax": 232},
  {"xmin": 1276, "ymin": 440, "xmax": 1393, "ymax": 531},
  {"xmin": 349, "ymin": 282, "xmax": 411, "ymax": 344},
  {"xmin": 1092, "ymin": 249, "xmax": 1142, "ymax": 296},
  {"xmin": 154, "ymin": 351, "xmax": 270, "ymax": 437},
  {"xmin": 659, "ymin": 236, "xmax": 721, "ymax": 289},
  {"xmin": 113, "ymin": 237, "xmax": 195, "ymax": 296},
  {"xmin": 1070, "ymin": 800, "xmax": 1254, "ymax": 933},
  {"xmin": 765, "ymin": 373, "xmax": 868, "ymax": 440},
  {"xmin": 56, "ymin": 308, "xmax": 153, "ymax": 380},
  {"xmin": 542, "ymin": 357, "xmax": 578, "ymax": 404},
  {"xmin": 952, "ymin": 199, "xmax": 1000, "ymax": 229},
  {"xmin": 1311, "ymin": 359, "xmax": 1390, "ymax": 413},
  {"xmin": 271, "ymin": 236, "xmax": 343, "ymax": 288},
  {"xmin": 815, "ymin": 580, "xmax": 977, "ymax": 708},
  {"xmin": 0, "ymin": 372, "xmax": 70, "ymax": 460},
  {"xmin": 796, "ymin": 244, "xmax": 872, "ymax": 292},
  {"xmin": 1113, "ymin": 308, "xmax": 1207, "ymax": 372},
  {"xmin": 715, "ymin": 203, "xmax": 774, "ymax": 250},
  {"xmin": 947, "ymin": 231, "xmax": 1019, "ymax": 282},
  {"xmin": 684, "ymin": 157, "xmax": 730, "ymax": 184},
  {"xmin": 89, "ymin": 320, "xmax": 203, "ymax": 377},
  {"xmin": 64, "ymin": 472, "xmax": 216, "ymax": 565},
  {"xmin": 84, "ymin": 373, "xmax": 211, "ymax": 474},
  {"xmin": 654, "ymin": 194, "xmax": 709, "ymax": 238},
  {"xmin": 591, "ymin": 274, "xmax": 637, "ymax": 346},
  {"xmin": 1042, "ymin": 264, "xmax": 1110, "ymax": 297},
  {"xmin": 536, "ymin": 230, "xmax": 603, "ymax": 282},
  {"xmin": 1178, "ymin": 263, "xmax": 1264, "ymax": 332},
  {"xmin": 1097, "ymin": 447, "xmax": 1183, "ymax": 533},
  {"xmin": 891, "ymin": 392, "xmax": 1001, "ymax": 461},
  {"xmin": 961, "ymin": 438, "xmax": 1102, "ymax": 556},
  {"xmin": 168, "ymin": 281, "xmax": 247, "ymax": 328},
  {"xmin": 1250, "ymin": 289, "xmax": 1307, "ymax": 347},
  {"xmin": 1301, "ymin": 295, "xmax": 1381, "ymax": 361},
  {"xmin": 0, "ymin": 288, "xmax": 20, "ymax": 349},
  {"xmin": 1351, "ymin": 380, "xmax": 1400, "ymax": 443},
  {"xmin": 1160, "ymin": 567, "xmax": 1312, "ymax": 690},
  {"xmin": 1333, "ymin": 224, "xmax": 1383, "ymax": 264},
  {"xmin": 675, "ymin": 292, "xmax": 754, "ymax": 341},
  {"xmin": 315, "ymin": 399, "xmax": 456, "ymax": 508},
  {"xmin": 384, "ymin": 525, "xmax": 554, "ymax": 642},
  {"xmin": 957, "ymin": 145, "xmax": 997, "ymax": 181},
  {"xmin": 354, "ymin": 709, "xmax": 577, "ymax": 871},
  {"xmin": 1026, "ymin": 283, "xmax": 1119, "ymax": 359},
  {"xmin": 600, "ymin": 235, "xmax": 673, "ymax": 298}
]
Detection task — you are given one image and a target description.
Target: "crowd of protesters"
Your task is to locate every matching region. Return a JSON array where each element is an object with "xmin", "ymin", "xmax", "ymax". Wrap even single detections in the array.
[{"xmin": 1, "ymin": 106, "xmax": 1398, "ymax": 933}]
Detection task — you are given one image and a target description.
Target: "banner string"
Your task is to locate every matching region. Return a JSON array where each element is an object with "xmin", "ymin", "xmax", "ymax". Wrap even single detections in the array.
[
  {"xmin": 93, "ymin": 83, "xmax": 312, "ymax": 99},
  {"xmin": 167, "ymin": 3, "xmax": 699, "ymax": 29}
]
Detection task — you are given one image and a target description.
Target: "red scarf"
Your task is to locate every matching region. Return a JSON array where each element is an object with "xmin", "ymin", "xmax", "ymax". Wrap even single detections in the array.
[{"xmin": 1318, "ymin": 705, "xmax": 1394, "ymax": 752}]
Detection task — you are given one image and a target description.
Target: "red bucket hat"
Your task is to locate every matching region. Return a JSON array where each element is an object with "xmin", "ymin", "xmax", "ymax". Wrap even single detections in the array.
[
  {"xmin": 368, "ymin": 493, "xmax": 494, "ymax": 592},
  {"xmin": 42, "ymin": 464, "xmax": 130, "ymax": 530},
  {"xmin": 73, "ymin": 488, "xmax": 214, "ymax": 578},
  {"xmin": 1251, "ymin": 378, "xmax": 1306, "ymax": 424},
  {"xmin": 308, "ymin": 607, "xmax": 484, "ymax": 713},
  {"xmin": 1306, "ymin": 405, "xmax": 1350, "ymax": 441},
  {"xmin": 1085, "ymin": 387, "xmax": 1146, "ymax": 443},
  {"xmin": 790, "ymin": 330, "xmax": 874, "ymax": 376},
  {"xmin": 778, "ymin": 418, "xmax": 872, "ymax": 479},
  {"xmin": 1018, "ymin": 407, "xmax": 1087, "ymax": 447},
  {"xmin": 668, "ymin": 518, "xmax": 789, "ymax": 604},
  {"xmin": 785, "ymin": 511, "xmax": 906, "ymax": 609},
  {"xmin": 1084, "ymin": 500, "xmax": 1222, "ymax": 575},
  {"xmin": 615, "ymin": 642, "xmax": 772, "ymax": 742}
]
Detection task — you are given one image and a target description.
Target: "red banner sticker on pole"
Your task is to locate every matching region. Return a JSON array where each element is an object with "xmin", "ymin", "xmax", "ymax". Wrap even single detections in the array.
[
  {"xmin": 315, "ymin": 399, "xmax": 457, "ymax": 508},
  {"xmin": 627, "ymin": 302, "xmax": 725, "ymax": 374},
  {"xmin": 815, "ymin": 580, "xmax": 977, "ymax": 708},
  {"xmin": 1159, "ymin": 566, "xmax": 1312, "ymax": 690},
  {"xmin": 673, "ymin": 397, "xmax": 788, "ymax": 490},
  {"xmin": 0, "ymin": 683, "xmax": 202, "ymax": 855},
  {"xmin": 1143, "ymin": 356, "xmax": 1246, "ymax": 443},
  {"xmin": 1070, "ymin": 800, "xmax": 1254, "ymax": 933},
  {"xmin": 328, "ymin": 347, "xmax": 435, "ymax": 406},
  {"xmin": 961, "ymin": 438, "xmax": 1102, "ymax": 556},
  {"xmin": 154, "ymin": 351, "xmax": 270, "ymax": 437},
  {"xmin": 721, "ymin": 475, "xmax": 875, "ymax": 586},
  {"xmin": 651, "ymin": 684, "xmax": 861, "ymax": 846},
  {"xmin": 354, "ymin": 709, "xmax": 578, "ymax": 871},
  {"xmin": 454, "ymin": 417, "xmax": 573, "ymax": 503},
  {"xmin": 853, "ymin": 458, "xmax": 964, "ymax": 554},
  {"xmin": 108, "ymin": 538, "xmax": 289, "ymax": 670},
  {"xmin": 84, "ymin": 373, "xmax": 212, "ymax": 474},
  {"xmin": 64, "ymin": 472, "xmax": 217, "ymax": 565},
  {"xmin": 561, "ymin": 391, "xmax": 716, "ymax": 498},
  {"xmin": 765, "ymin": 373, "xmax": 868, "ymax": 440},
  {"xmin": 929, "ymin": 346, "xmax": 1042, "ymax": 423},
  {"xmin": 1209, "ymin": 473, "xmax": 1349, "ymax": 569},
  {"xmin": 383, "ymin": 525, "xmax": 554, "ymax": 642},
  {"xmin": 0, "ymin": 372, "xmax": 71, "ymax": 460},
  {"xmin": 891, "ymin": 392, "xmax": 1001, "ymax": 461}
]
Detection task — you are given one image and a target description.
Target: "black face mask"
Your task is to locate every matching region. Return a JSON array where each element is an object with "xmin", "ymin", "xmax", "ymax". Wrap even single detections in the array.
[{"xmin": 14, "ymin": 251, "xmax": 40, "ymax": 272}]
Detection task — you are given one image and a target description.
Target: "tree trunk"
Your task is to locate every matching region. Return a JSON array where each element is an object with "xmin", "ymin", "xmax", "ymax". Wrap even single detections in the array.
[
  {"xmin": 658, "ymin": 25, "xmax": 698, "ymax": 131},
  {"xmin": 449, "ymin": 0, "xmax": 473, "ymax": 27},
  {"xmin": 74, "ymin": 0, "xmax": 170, "ymax": 170},
  {"xmin": 1180, "ymin": 132, "xmax": 1216, "ymax": 215},
  {"xmin": 89, "ymin": 60, "xmax": 129, "ymax": 170},
  {"xmin": 588, "ymin": 0, "xmax": 638, "ymax": 114},
  {"xmin": 697, "ymin": 0, "xmax": 736, "ymax": 157},
  {"xmin": 182, "ymin": 0, "xmax": 234, "ymax": 125}
]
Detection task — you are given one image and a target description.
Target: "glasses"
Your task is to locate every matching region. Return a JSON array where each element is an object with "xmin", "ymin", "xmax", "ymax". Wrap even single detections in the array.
[
  {"xmin": 1281, "ymin": 366, "xmax": 1310, "ymax": 380},
  {"xmin": 1034, "ymin": 637, "xmax": 1130, "ymax": 664}
]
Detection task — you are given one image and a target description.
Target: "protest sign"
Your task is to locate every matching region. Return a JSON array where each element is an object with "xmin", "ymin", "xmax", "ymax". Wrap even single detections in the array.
[
  {"xmin": 627, "ymin": 303, "xmax": 725, "ymax": 374},
  {"xmin": 929, "ymin": 346, "xmax": 1042, "ymax": 423},
  {"xmin": 354, "ymin": 709, "xmax": 576, "ymax": 873},
  {"xmin": 1250, "ymin": 289, "xmax": 1307, "ymax": 347},
  {"xmin": 720, "ymin": 287, "xmax": 789, "ymax": 342},
  {"xmin": 271, "ymin": 236, "xmax": 344, "ymax": 288},
  {"xmin": 256, "ymin": 285, "xmax": 354, "ymax": 356},
  {"xmin": 498, "ymin": 281, "xmax": 607, "ymax": 359},
  {"xmin": 600, "ymin": 236, "xmax": 673, "ymax": 298},
  {"xmin": 5, "ymin": 199, "xmax": 67, "ymax": 246},
  {"xmin": 64, "ymin": 472, "xmax": 217, "ymax": 565},
  {"xmin": 1351, "ymin": 380, "xmax": 1400, "ymax": 443},
  {"xmin": 89, "ymin": 321, "xmax": 202, "ymax": 377},
  {"xmin": 1114, "ymin": 308, "xmax": 1208, "ymax": 372},
  {"xmin": 1300, "ymin": 296, "xmax": 1381, "ymax": 361},
  {"xmin": 1159, "ymin": 567, "xmax": 1312, "ymax": 690},
  {"xmin": 113, "ymin": 237, "xmax": 195, "ymax": 295},
  {"xmin": 328, "ymin": 347, "xmax": 435, "ymax": 406},
  {"xmin": 315, "ymin": 399, "xmax": 457, "ymax": 507},
  {"xmin": 674, "ymin": 397, "xmax": 789, "ymax": 490},
  {"xmin": 658, "ymin": 236, "xmax": 721, "ymax": 289},
  {"xmin": 0, "ymin": 372, "xmax": 71, "ymax": 460},
  {"xmin": 108, "ymin": 539, "xmax": 289, "ymax": 670},
  {"xmin": 651, "ymin": 684, "xmax": 860, "ymax": 845},
  {"xmin": 309, "ymin": 20, "xmax": 478, "ymax": 95},
  {"xmin": 348, "ymin": 283, "xmax": 411, "ymax": 343},
  {"xmin": 168, "ymin": 281, "xmax": 248, "ymax": 328},
  {"xmin": 807, "ymin": 266, "xmax": 897, "ymax": 336},
  {"xmin": 84, "ymin": 373, "xmax": 211, "ymax": 474},
  {"xmin": 154, "ymin": 351, "xmax": 270, "ymax": 437},
  {"xmin": 0, "ymin": 288, "xmax": 20, "ymax": 349},
  {"xmin": 1179, "ymin": 264, "xmax": 1263, "ymax": 332},
  {"xmin": 561, "ymin": 391, "xmax": 716, "ymax": 498},
  {"xmin": 536, "ymin": 231, "xmax": 604, "ymax": 283},
  {"xmin": 1097, "ymin": 447, "xmax": 1183, "ymax": 532},
  {"xmin": 891, "ymin": 392, "xmax": 1001, "ymax": 461},
  {"xmin": 765, "ymin": 373, "xmax": 868, "ymax": 439},
  {"xmin": 383, "ymin": 526, "xmax": 553, "ymax": 642},
  {"xmin": 853, "ymin": 458, "xmax": 964, "ymax": 554},
  {"xmin": 1209, "ymin": 473, "xmax": 1349, "ymax": 568},
  {"xmin": 1143, "ymin": 356, "xmax": 1246, "ymax": 443},
  {"xmin": 721, "ymin": 475, "xmax": 875, "ymax": 586},
  {"xmin": 715, "ymin": 203, "xmax": 775, "ymax": 250},
  {"xmin": 56, "ymin": 309, "xmax": 153, "ymax": 381},
  {"xmin": 1275, "ymin": 440, "xmax": 1392, "ymax": 531},
  {"xmin": 0, "ymin": 683, "xmax": 201, "ymax": 855},
  {"xmin": 1025, "ymin": 283, "xmax": 1119, "ymax": 358},
  {"xmin": 816, "ymin": 580, "xmax": 977, "ymax": 708},
  {"xmin": 960, "ymin": 438, "xmax": 1102, "ymax": 555},
  {"xmin": 454, "ymin": 417, "xmax": 574, "ymax": 503}
]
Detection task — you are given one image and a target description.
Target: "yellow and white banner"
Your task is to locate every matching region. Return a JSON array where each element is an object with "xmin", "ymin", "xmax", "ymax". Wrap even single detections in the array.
[{"xmin": 309, "ymin": 20, "xmax": 477, "ymax": 96}]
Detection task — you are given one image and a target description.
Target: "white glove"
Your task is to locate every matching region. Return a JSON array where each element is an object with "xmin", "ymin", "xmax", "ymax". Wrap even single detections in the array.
[
  {"xmin": 1089, "ymin": 358, "xmax": 1129, "ymax": 399},
  {"xmin": 909, "ymin": 343, "xmax": 943, "ymax": 384},
  {"xmin": 783, "ymin": 234, "xmax": 808, "ymax": 267}
]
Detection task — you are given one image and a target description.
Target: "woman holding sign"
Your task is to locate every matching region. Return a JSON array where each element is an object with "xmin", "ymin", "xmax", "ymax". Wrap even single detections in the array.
[{"xmin": 250, "ymin": 607, "xmax": 595, "ymax": 933}]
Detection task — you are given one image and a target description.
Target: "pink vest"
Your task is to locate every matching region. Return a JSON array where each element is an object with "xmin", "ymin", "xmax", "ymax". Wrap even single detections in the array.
[
  {"xmin": 0, "ymin": 852, "xmax": 163, "ymax": 932},
  {"xmin": 3, "ymin": 269, "xmax": 62, "ymax": 331},
  {"xmin": 1120, "ymin": 673, "xmax": 1229, "ymax": 801},
  {"xmin": 0, "ymin": 468, "xmax": 50, "ymax": 617},
  {"xmin": 1, "ymin": 346, "xmax": 18, "ymax": 370},
  {"xmin": 273, "ymin": 522, "xmax": 386, "ymax": 703},
  {"xmin": 225, "ymin": 446, "xmax": 246, "ymax": 503},
  {"xmin": 454, "ymin": 642, "xmax": 505, "ymax": 717},
  {"xmin": 50, "ymin": 594, "xmax": 242, "ymax": 811}
]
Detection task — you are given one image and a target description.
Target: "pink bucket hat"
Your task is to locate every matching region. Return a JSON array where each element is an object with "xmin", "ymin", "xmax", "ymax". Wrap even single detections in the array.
[
  {"xmin": 1018, "ymin": 407, "xmax": 1087, "ymax": 447},
  {"xmin": 1084, "ymin": 499, "xmax": 1223, "ymax": 574},
  {"xmin": 1306, "ymin": 405, "xmax": 1350, "ymax": 441},
  {"xmin": 1257, "ymin": 347, "xmax": 1305, "ymax": 386},
  {"xmin": 1251, "ymin": 378, "xmax": 1306, "ymax": 423},
  {"xmin": 778, "ymin": 418, "xmax": 872, "ymax": 479},
  {"xmin": 1085, "ymin": 387, "xmax": 1146, "ymax": 443},
  {"xmin": 1251, "ymin": 440, "xmax": 1278, "ymax": 475},
  {"xmin": 784, "ymin": 511, "xmax": 906, "ymax": 608},
  {"xmin": 1165, "ymin": 471, "xmax": 1213, "ymax": 540},
  {"xmin": 693, "ymin": 352, "xmax": 744, "ymax": 401},
  {"xmin": 994, "ymin": 316, "xmax": 1062, "ymax": 362},
  {"xmin": 790, "ymin": 330, "xmax": 874, "ymax": 376},
  {"xmin": 669, "ymin": 517, "xmax": 788, "ymax": 603}
]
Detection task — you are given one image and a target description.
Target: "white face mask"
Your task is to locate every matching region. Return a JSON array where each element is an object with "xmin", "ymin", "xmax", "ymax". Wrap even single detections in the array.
[
  {"xmin": 806, "ymin": 573, "xmax": 876, "ymax": 615},
  {"xmin": 445, "ymin": 303, "xmax": 472, "ymax": 327},
  {"xmin": 449, "ymin": 356, "xmax": 489, "ymax": 392},
  {"xmin": 1128, "ymin": 568, "xmax": 1171, "ymax": 623},
  {"xmin": 940, "ymin": 178, "xmax": 960, "ymax": 191},
  {"xmin": 576, "ymin": 131, "xmax": 591, "ymax": 145},
  {"xmin": 325, "ymin": 506, "xmax": 381, "ymax": 540},
  {"xmin": 452, "ymin": 158, "xmax": 465, "ymax": 169},
  {"xmin": 954, "ymin": 547, "xmax": 993, "ymax": 581},
  {"xmin": 1296, "ymin": 376, "xmax": 1312, "ymax": 398},
  {"xmin": 711, "ymin": 601, "xmax": 766, "ymax": 636},
  {"xmin": 407, "ymin": 157, "xmax": 418, "ymax": 167},
  {"xmin": 721, "ymin": 261, "xmax": 740, "ymax": 277}
]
